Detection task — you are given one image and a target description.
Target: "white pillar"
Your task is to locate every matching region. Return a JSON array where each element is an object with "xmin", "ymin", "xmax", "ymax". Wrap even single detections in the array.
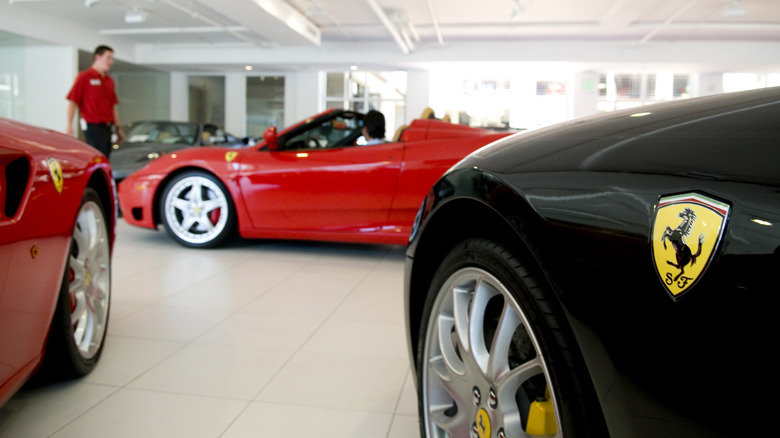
[
  {"xmin": 697, "ymin": 73, "xmax": 724, "ymax": 96},
  {"xmin": 656, "ymin": 73, "xmax": 674, "ymax": 101},
  {"xmin": 225, "ymin": 73, "xmax": 246, "ymax": 135},
  {"xmin": 569, "ymin": 71, "xmax": 600, "ymax": 120},
  {"xmin": 20, "ymin": 46, "xmax": 77, "ymax": 130},
  {"xmin": 170, "ymin": 72, "xmax": 188, "ymax": 121},
  {"xmin": 406, "ymin": 69, "xmax": 430, "ymax": 122},
  {"xmin": 285, "ymin": 71, "xmax": 323, "ymax": 128}
]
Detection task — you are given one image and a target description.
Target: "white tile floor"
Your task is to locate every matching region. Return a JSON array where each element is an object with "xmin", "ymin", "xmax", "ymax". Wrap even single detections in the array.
[{"xmin": 0, "ymin": 221, "xmax": 420, "ymax": 438}]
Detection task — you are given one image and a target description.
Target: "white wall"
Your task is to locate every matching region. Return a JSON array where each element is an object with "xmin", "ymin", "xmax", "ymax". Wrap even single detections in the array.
[
  {"xmin": 170, "ymin": 72, "xmax": 188, "ymax": 121},
  {"xmin": 166, "ymin": 71, "xmax": 323, "ymax": 135},
  {"xmin": 20, "ymin": 46, "xmax": 76, "ymax": 131},
  {"xmin": 569, "ymin": 71, "xmax": 600, "ymax": 120},
  {"xmin": 113, "ymin": 70, "xmax": 171, "ymax": 124},
  {"xmin": 699, "ymin": 73, "xmax": 725, "ymax": 96},
  {"xmin": 225, "ymin": 73, "xmax": 246, "ymax": 135},
  {"xmin": 284, "ymin": 71, "xmax": 323, "ymax": 128},
  {"xmin": 2, "ymin": 37, "xmax": 775, "ymax": 137},
  {"xmin": 406, "ymin": 70, "xmax": 430, "ymax": 122},
  {"xmin": 1, "ymin": 43, "xmax": 171, "ymax": 132}
]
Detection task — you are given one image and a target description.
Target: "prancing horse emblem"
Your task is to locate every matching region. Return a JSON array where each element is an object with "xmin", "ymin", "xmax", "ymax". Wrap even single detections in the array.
[
  {"xmin": 661, "ymin": 207, "xmax": 704, "ymax": 282},
  {"xmin": 651, "ymin": 193, "xmax": 730, "ymax": 300}
]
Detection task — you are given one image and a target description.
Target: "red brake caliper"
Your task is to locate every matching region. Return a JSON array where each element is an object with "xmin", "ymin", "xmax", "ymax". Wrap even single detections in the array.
[
  {"xmin": 68, "ymin": 267, "xmax": 77, "ymax": 313},
  {"xmin": 209, "ymin": 208, "xmax": 221, "ymax": 224}
]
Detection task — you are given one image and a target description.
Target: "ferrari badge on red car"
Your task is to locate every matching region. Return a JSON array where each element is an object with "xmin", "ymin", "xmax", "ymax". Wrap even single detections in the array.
[
  {"xmin": 651, "ymin": 193, "xmax": 730, "ymax": 300},
  {"xmin": 47, "ymin": 157, "xmax": 63, "ymax": 193}
]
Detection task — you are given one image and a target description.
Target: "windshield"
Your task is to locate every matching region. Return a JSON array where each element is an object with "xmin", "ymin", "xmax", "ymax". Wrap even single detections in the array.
[
  {"xmin": 281, "ymin": 113, "xmax": 363, "ymax": 150},
  {"xmin": 124, "ymin": 121, "xmax": 200, "ymax": 145}
]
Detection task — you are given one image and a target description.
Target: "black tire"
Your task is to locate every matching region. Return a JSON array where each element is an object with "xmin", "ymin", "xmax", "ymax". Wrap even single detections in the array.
[
  {"xmin": 416, "ymin": 238, "xmax": 606, "ymax": 437},
  {"xmin": 159, "ymin": 171, "xmax": 236, "ymax": 248},
  {"xmin": 40, "ymin": 187, "xmax": 111, "ymax": 380}
]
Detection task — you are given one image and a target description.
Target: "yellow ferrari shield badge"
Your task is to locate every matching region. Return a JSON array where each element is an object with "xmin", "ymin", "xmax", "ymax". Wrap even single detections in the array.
[
  {"xmin": 651, "ymin": 193, "xmax": 730, "ymax": 300},
  {"xmin": 474, "ymin": 409, "xmax": 491, "ymax": 438},
  {"xmin": 48, "ymin": 158, "xmax": 63, "ymax": 194},
  {"xmin": 225, "ymin": 151, "xmax": 238, "ymax": 162}
]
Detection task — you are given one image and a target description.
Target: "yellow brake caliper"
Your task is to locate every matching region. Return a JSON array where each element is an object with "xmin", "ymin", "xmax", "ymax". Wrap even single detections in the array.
[{"xmin": 526, "ymin": 386, "xmax": 558, "ymax": 436}]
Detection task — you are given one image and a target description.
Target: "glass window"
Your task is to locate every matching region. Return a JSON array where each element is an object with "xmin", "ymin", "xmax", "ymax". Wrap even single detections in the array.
[
  {"xmin": 281, "ymin": 112, "xmax": 362, "ymax": 150},
  {"xmin": 673, "ymin": 74, "xmax": 690, "ymax": 98},
  {"xmin": 326, "ymin": 72, "xmax": 345, "ymax": 98},
  {"xmin": 646, "ymin": 75, "xmax": 657, "ymax": 99},
  {"xmin": 324, "ymin": 70, "xmax": 406, "ymax": 138},
  {"xmin": 0, "ymin": 73, "xmax": 13, "ymax": 118},
  {"xmin": 124, "ymin": 121, "xmax": 199, "ymax": 145},
  {"xmin": 536, "ymin": 80, "xmax": 566, "ymax": 96},
  {"xmin": 598, "ymin": 74, "xmax": 608, "ymax": 97},
  {"xmin": 246, "ymin": 76, "xmax": 285, "ymax": 138},
  {"xmin": 188, "ymin": 76, "xmax": 225, "ymax": 127},
  {"xmin": 0, "ymin": 31, "xmax": 29, "ymax": 120},
  {"xmin": 616, "ymin": 74, "xmax": 641, "ymax": 98}
]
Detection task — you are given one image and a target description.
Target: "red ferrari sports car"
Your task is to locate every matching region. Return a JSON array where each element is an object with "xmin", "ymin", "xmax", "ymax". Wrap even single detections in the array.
[
  {"xmin": 118, "ymin": 109, "xmax": 511, "ymax": 248},
  {"xmin": 1, "ymin": 118, "xmax": 115, "ymax": 407}
]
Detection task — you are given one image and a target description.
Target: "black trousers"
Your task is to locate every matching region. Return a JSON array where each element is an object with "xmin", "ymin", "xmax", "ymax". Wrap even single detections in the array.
[{"xmin": 84, "ymin": 123, "xmax": 113, "ymax": 158}]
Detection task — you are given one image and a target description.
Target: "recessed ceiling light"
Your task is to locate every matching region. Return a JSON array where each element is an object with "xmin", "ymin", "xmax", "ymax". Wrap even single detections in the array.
[{"xmin": 124, "ymin": 9, "xmax": 148, "ymax": 23}]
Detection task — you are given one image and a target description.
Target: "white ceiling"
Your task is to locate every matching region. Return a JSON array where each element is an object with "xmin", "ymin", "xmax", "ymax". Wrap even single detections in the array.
[{"xmin": 2, "ymin": 0, "xmax": 780, "ymax": 73}]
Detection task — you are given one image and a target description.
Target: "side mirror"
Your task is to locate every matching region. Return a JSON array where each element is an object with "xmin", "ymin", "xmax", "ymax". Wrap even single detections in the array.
[{"xmin": 263, "ymin": 126, "xmax": 279, "ymax": 151}]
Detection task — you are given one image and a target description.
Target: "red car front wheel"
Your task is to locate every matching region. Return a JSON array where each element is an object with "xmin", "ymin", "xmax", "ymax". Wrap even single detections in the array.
[{"xmin": 159, "ymin": 171, "xmax": 236, "ymax": 248}]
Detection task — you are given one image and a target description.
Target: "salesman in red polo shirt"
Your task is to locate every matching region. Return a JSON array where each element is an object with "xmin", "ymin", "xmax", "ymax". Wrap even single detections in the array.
[{"xmin": 66, "ymin": 45, "xmax": 125, "ymax": 157}]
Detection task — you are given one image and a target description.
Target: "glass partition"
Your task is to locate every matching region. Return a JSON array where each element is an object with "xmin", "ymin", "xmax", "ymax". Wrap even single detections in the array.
[
  {"xmin": 246, "ymin": 76, "xmax": 285, "ymax": 138},
  {"xmin": 324, "ymin": 70, "xmax": 406, "ymax": 137}
]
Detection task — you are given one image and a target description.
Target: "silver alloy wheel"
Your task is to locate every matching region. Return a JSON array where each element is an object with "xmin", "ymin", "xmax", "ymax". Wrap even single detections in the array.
[
  {"xmin": 163, "ymin": 175, "xmax": 229, "ymax": 246},
  {"xmin": 69, "ymin": 199, "xmax": 111, "ymax": 360},
  {"xmin": 422, "ymin": 267, "xmax": 562, "ymax": 438}
]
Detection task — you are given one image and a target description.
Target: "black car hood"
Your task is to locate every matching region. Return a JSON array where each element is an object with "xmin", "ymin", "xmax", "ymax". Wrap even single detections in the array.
[{"xmin": 463, "ymin": 87, "xmax": 780, "ymax": 187}]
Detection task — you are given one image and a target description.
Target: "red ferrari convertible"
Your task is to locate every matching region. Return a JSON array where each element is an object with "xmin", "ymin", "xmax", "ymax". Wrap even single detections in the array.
[
  {"xmin": 118, "ymin": 109, "xmax": 511, "ymax": 248},
  {"xmin": 1, "ymin": 118, "xmax": 115, "ymax": 407}
]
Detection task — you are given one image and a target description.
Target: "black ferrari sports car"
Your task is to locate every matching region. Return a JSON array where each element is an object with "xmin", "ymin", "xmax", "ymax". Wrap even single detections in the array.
[{"xmin": 405, "ymin": 87, "xmax": 779, "ymax": 437}]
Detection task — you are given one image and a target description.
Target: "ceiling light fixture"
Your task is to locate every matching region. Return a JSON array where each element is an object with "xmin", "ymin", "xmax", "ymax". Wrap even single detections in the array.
[
  {"xmin": 125, "ymin": 9, "xmax": 149, "ymax": 23},
  {"xmin": 85, "ymin": 0, "xmax": 100, "ymax": 7},
  {"xmin": 723, "ymin": 0, "xmax": 747, "ymax": 18}
]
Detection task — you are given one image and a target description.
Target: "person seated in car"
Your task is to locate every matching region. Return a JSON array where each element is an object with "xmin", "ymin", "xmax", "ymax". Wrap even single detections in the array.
[{"xmin": 362, "ymin": 110, "xmax": 386, "ymax": 145}]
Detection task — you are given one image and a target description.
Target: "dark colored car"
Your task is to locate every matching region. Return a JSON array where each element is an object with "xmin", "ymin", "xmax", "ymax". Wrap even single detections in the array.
[
  {"xmin": 1, "ymin": 118, "xmax": 115, "ymax": 407},
  {"xmin": 405, "ymin": 87, "xmax": 779, "ymax": 437},
  {"xmin": 110, "ymin": 120, "xmax": 250, "ymax": 182}
]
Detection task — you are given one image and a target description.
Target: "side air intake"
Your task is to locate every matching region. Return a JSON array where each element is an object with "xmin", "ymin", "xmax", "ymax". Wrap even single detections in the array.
[{"xmin": 2, "ymin": 155, "xmax": 31, "ymax": 220}]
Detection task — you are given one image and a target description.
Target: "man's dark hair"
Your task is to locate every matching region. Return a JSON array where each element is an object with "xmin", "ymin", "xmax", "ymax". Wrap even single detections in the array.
[
  {"xmin": 363, "ymin": 110, "xmax": 385, "ymax": 139},
  {"xmin": 94, "ymin": 45, "xmax": 114, "ymax": 57}
]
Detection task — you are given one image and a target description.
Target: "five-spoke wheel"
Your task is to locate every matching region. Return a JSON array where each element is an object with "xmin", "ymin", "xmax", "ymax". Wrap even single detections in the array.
[
  {"xmin": 41, "ymin": 187, "xmax": 111, "ymax": 379},
  {"xmin": 160, "ymin": 171, "xmax": 235, "ymax": 248}
]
